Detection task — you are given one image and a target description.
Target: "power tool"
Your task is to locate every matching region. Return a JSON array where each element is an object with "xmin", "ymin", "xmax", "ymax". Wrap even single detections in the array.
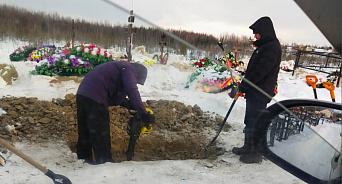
[{"xmin": 126, "ymin": 108, "xmax": 154, "ymax": 161}]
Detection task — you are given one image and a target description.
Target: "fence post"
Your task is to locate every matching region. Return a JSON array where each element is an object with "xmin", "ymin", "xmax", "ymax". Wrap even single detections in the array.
[
  {"xmin": 292, "ymin": 50, "xmax": 301, "ymax": 76},
  {"xmin": 337, "ymin": 64, "xmax": 342, "ymax": 87}
]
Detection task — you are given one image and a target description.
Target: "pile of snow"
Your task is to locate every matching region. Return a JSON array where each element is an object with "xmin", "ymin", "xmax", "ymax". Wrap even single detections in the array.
[{"xmin": 280, "ymin": 60, "xmax": 295, "ymax": 71}]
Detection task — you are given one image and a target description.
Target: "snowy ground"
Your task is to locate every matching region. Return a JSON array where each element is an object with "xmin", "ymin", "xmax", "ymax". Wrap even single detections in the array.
[{"xmin": 0, "ymin": 41, "xmax": 341, "ymax": 184}]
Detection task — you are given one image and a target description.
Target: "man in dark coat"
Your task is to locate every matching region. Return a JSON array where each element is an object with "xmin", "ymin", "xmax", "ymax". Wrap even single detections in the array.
[
  {"xmin": 232, "ymin": 16, "xmax": 282, "ymax": 163},
  {"xmin": 76, "ymin": 61, "xmax": 154, "ymax": 164}
]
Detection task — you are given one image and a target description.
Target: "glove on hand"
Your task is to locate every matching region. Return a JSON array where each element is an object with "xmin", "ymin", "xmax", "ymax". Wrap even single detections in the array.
[
  {"xmin": 141, "ymin": 113, "xmax": 155, "ymax": 124},
  {"xmin": 120, "ymin": 98, "xmax": 133, "ymax": 109},
  {"xmin": 238, "ymin": 81, "xmax": 248, "ymax": 93}
]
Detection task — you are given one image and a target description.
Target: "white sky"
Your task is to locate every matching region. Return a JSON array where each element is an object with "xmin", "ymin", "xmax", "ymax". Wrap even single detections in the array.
[{"xmin": 0, "ymin": 0, "xmax": 332, "ymax": 47}]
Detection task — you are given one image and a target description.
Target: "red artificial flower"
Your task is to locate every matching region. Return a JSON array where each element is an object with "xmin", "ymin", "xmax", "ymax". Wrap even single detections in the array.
[
  {"xmin": 62, "ymin": 49, "xmax": 71, "ymax": 54},
  {"xmin": 228, "ymin": 61, "xmax": 232, "ymax": 68},
  {"xmin": 89, "ymin": 45, "xmax": 96, "ymax": 49}
]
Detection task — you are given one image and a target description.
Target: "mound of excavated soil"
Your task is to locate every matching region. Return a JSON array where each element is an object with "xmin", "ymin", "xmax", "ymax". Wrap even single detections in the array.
[{"xmin": 0, "ymin": 95, "xmax": 230, "ymax": 162}]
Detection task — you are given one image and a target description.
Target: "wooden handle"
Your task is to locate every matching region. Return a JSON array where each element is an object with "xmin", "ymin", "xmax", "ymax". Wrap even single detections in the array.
[
  {"xmin": 234, "ymin": 91, "xmax": 243, "ymax": 100},
  {"xmin": 0, "ymin": 139, "xmax": 48, "ymax": 174}
]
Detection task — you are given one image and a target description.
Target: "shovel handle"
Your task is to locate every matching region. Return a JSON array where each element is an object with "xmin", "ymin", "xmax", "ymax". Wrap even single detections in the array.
[
  {"xmin": 322, "ymin": 81, "xmax": 335, "ymax": 91},
  {"xmin": 217, "ymin": 41, "xmax": 235, "ymax": 79},
  {"xmin": 0, "ymin": 138, "xmax": 48, "ymax": 173},
  {"xmin": 234, "ymin": 91, "xmax": 243, "ymax": 100},
  {"xmin": 218, "ymin": 41, "xmax": 224, "ymax": 51},
  {"xmin": 322, "ymin": 82, "xmax": 335, "ymax": 101},
  {"xmin": 306, "ymin": 75, "xmax": 318, "ymax": 89}
]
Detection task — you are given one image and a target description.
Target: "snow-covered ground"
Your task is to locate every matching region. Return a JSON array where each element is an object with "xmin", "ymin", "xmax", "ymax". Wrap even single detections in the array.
[{"xmin": 0, "ymin": 41, "xmax": 341, "ymax": 184}]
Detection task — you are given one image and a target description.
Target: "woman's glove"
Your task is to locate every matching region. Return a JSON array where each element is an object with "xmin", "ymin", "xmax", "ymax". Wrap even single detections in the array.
[
  {"xmin": 141, "ymin": 113, "xmax": 155, "ymax": 124},
  {"xmin": 120, "ymin": 98, "xmax": 133, "ymax": 109}
]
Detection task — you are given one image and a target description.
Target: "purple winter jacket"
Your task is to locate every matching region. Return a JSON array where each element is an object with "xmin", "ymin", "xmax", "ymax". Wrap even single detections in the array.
[{"xmin": 77, "ymin": 61, "xmax": 147, "ymax": 115}]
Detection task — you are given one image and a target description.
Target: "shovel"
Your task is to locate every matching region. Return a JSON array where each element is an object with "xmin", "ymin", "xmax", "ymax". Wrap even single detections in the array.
[
  {"xmin": 306, "ymin": 75, "xmax": 318, "ymax": 99},
  {"xmin": 322, "ymin": 81, "xmax": 336, "ymax": 102},
  {"xmin": 205, "ymin": 91, "xmax": 243, "ymax": 150},
  {"xmin": 0, "ymin": 138, "xmax": 72, "ymax": 184},
  {"xmin": 218, "ymin": 41, "xmax": 237, "ymax": 98}
]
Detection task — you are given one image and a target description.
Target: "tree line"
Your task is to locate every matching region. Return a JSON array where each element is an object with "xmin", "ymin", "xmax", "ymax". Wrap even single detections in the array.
[
  {"xmin": 0, "ymin": 5, "xmax": 255, "ymax": 56},
  {"xmin": 1, "ymin": 4, "xmax": 333, "ymax": 59}
]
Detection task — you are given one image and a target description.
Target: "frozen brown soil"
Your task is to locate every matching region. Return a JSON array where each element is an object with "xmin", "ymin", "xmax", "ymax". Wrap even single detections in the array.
[{"xmin": 0, "ymin": 94, "xmax": 229, "ymax": 162}]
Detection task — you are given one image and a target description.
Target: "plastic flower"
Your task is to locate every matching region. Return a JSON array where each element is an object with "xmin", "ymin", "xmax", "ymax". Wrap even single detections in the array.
[
  {"xmin": 71, "ymin": 58, "xmax": 79, "ymax": 67},
  {"xmin": 62, "ymin": 49, "xmax": 71, "ymax": 54},
  {"xmin": 84, "ymin": 62, "xmax": 90, "ymax": 68},
  {"xmin": 47, "ymin": 57, "xmax": 56, "ymax": 65},
  {"xmin": 76, "ymin": 46, "xmax": 82, "ymax": 51},
  {"xmin": 78, "ymin": 59, "xmax": 84, "ymax": 65}
]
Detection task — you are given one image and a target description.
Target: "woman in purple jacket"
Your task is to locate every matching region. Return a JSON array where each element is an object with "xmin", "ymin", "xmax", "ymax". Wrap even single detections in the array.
[{"xmin": 76, "ymin": 61, "xmax": 153, "ymax": 164}]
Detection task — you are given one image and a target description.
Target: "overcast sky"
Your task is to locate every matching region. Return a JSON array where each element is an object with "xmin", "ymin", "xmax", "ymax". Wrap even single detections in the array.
[{"xmin": 0, "ymin": 0, "xmax": 332, "ymax": 47}]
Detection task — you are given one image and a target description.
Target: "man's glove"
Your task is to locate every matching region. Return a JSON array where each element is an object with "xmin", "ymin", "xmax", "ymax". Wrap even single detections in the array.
[
  {"xmin": 120, "ymin": 98, "xmax": 133, "ymax": 109},
  {"xmin": 238, "ymin": 81, "xmax": 248, "ymax": 93},
  {"xmin": 141, "ymin": 113, "xmax": 155, "ymax": 124}
]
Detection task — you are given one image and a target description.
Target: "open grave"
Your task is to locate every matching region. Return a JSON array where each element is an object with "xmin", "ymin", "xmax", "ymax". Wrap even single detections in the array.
[{"xmin": 0, "ymin": 95, "xmax": 228, "ymax": 162}]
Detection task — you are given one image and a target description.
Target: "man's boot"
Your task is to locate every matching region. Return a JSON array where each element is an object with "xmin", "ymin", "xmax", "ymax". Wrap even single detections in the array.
[
  {"xmin": 239, "ymin": 151, "xmax": 262, "ymax": 163},
  {"xmin": 232, "ymin": 129, "xmax": 253, "ymax": 155}
]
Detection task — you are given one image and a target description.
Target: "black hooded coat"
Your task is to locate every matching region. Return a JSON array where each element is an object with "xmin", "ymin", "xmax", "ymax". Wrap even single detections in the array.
[{"xmin": 239, "ymin": 16, "xmax": 282, "ymax": 103}]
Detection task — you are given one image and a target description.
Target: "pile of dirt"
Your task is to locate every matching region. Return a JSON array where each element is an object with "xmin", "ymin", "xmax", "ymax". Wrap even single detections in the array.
[{"xmin": 0, "ymin": 95, "xmax": 229, "ymax": 162}]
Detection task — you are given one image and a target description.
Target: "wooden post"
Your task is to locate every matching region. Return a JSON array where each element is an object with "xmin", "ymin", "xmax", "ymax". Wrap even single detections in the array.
[
  {"xmin": 72, "ymin": 19, "xmax": 75, "ymax": 48},
  {"xmin": 337, "ymin": 64, "xmax": 342, "ymax": 88},
  {"xmin": 232, "ymin": 40, "xmax": 242, "ymax": 63},
  {"xmin": 159, "ymin": 33, "xmax": 166, "ymax": 60},
  {"xmin": 292, "ymin": 50, "xmax": 301, "ymax": 76},
  {"xmin": 127, "ymin": 10, "xmax": 134, "ymax": 62}
]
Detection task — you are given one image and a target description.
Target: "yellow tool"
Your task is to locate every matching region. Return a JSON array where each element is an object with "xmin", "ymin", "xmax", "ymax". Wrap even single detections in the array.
[
  {"xmin": 140, "ymin": 108, "xmax": 154, "ymax": 134},
  {"xmin": 126, "ymin": 107, "xmax": 155, "ymax": 161}
]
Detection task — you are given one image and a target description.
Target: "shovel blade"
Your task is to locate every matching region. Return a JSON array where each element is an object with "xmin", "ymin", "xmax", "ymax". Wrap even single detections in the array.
[{"xmin": 46, "ymin": 169, "xmax": 72, "ymax": 184}]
